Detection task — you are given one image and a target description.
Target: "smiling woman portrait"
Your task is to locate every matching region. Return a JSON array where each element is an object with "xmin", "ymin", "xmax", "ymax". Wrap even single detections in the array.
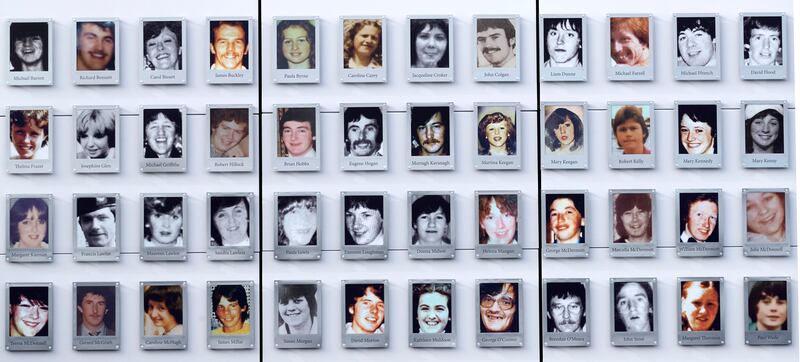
[
  {"xmin": 277, "ymin": 20, "xmax": 315, "ymax": 70},
  {"xmin": 410, "ymin": 18, "xmax": 449, "ymax": 68},
  {"xmin": 9, "ymin": 197, "xmax": 49, "ymax": 249},
  {"xmin": 343, "ymin": 19, "xmax": 382, "ymax": 69},
  {"xmin": 9, "ymin": 286, "xmax": 49, "ymax": 337}
]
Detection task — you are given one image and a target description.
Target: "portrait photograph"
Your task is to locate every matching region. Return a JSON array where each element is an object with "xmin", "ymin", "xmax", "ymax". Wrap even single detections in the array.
[
  {"xmin": 276, "ymin": 282, "xmax": 319, "ymax": 335},
  {"xmin": 73, "ymin": 18, "xmax": 118, "ymax": 85},
  {"xmin": 75, "ymin": 195, "xmax": 118, "ymax": 248},
  {"xmin": 410, "ymin": 105, "xmax": 450, "ymax": 157},
  {"xmin": 140, "ymin": 18, "xmax": 186, "ymax": 84},
  {"xmin": 475, "ymin": 17, "xmax": 517, "ymax": 69},
  {"xmin": 275, "ymin": 193, "xmax": 320, "ymax": 260},
  {"xmin": 679, "ymin": 279, "xmax": 722, "ymax": 335},
  {"xmin": 342, "ymin": 18, "xmax": 383, "ymax": 70},
  {"xmin": 342, "ymin": 281, "xmax": 388, "ymax": 348},
  {"xmin": 74, "ymin": 284, "xmax": 116, "ymax": 337},
  {"xmin": 477, "ymin": 193, "xmax": 518, "ymax": 246},
  {"xmin": 477, "ymin": 105, "xmax": 517, "ymax": 156},
  {"xmin": 7, "ymin": 285, "xmax": 50, "ymax": 338},
  {"xmin": 674, "ymin": 14, "xmax": 720, "ymax": 80},
  {"xmin": 143, "ymin": 195, "xmax": 184, "ymax": 248},
  {"xmin": 74, "ymin": 106, "xmax": 117, "ymax": 160},
  {"xmin": 209, "ymin": 106, "xmax": 250, "ymax": 158},
  {"xmin": 410, "ymin": 18, "xmax": 449, "ymax": 69},
  {"xmin": 274, "ymin": 17, "xmax": 319, "ymax": 84},
  {"xmin": 209, "ymin": 194, "xmax": 251, "ymax": 248},
  {"xmin": 343, "ymin": 194, "xmax": 385, "ymax": 247},
  {"xmin": 611, "ymin": 191, "xmax": 654, "ymax": 244},
  {"xmin": 8, "ymin": 108, "xmax": 50, "ymax": 161},
  {"xmin": 747, "ymin": 279, "xmax": 788, "ymax": 332},
  {"xmin": 607, "ymin": 15, "xmax": 653, "ymax": 81},
  {"xmin": 142, "ymin": 108, "xmax": 183, "ymax": 159},
  {"xmin": 341, "ymin": 104, "xmax": 387, "ymax": 171},
  {"xmin": 545, "ymin": 281, "xmax": 586, "ymax": 333},
  {"xmin": 8, "ymin": 196, "xmax": 50, "ymax": 249},
  {"xmin": 410, "ymin": 280, "xmax": 456, "ymax": 348},
  {"xmin": 479, "ymin": 282, "xmax": 519, "ymax": 333},
  {"xmin": 544, "ymin": 193, "xmax": 585, "ymax": 244},
  {"xmin": 675, "ymin": 101, "xmax": 721, "ymax": 168},
  {"xmin": 542, "ymin": 17, "xmax": 583, "ymax": 69},
  {"xmin": 277, "ymin": 107, "xmax": 317, "ymax": 158},
  {"xmin": 543, "ymin": 105, "xmax": 584, "ymax": 156},
  {"xmin": 612, "ymin": 280, "xmax": 655, "ymax": 333},
  {"xmin": 742, "ymin": 101, "xmax": 788, "ymax": 168},
  {"xmin": 610, "ymin": 104, "xmax": 652, "ymax": 155},
  {"xmin": 409, "ymin": 193, "xmax": 452, "ymax": 247},
  {"xmin": 209, "ymin": 19, "xmax": 250, "ymax": 71},
  {"xmin": 740, "ymin": 14, "xmax": 787, "ymax": 79},
  {"xmin": 209, "ymin": 283, "xmax": 252, "ymax": 336},
  {"xmin": 8, "ymin": 20, "xmax": 52, "ymax": 86},
  {"xmin": 678, "ymin": 191, "xmax": 720, "ymax": 244},
  {"xmin": 142, "ymin": 283, "xmax": 185, "ymax": 338},
  {"xmin": 744, "ymin": 189, "xmax": 788, "ymax": 244}
]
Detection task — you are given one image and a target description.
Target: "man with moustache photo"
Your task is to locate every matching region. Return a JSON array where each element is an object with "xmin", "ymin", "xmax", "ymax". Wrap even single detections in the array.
[
  {"xmin": 210, "ymin": 20, "xmax": 250, "ymax": 70},
  {"xmin": 344, "ymin": 107, "xmax": 383, "ymax": 157},
  {"xmin": 345, "ymin": 284, "xmax": 385, "ymax": 334},
  {"xmin": 476, "ymin": 18, "xmax": 516, "ymax": 68},
  {"xmin": 547, "ymin": 282, "xmax": 586, "ymax": 333},
  {"xmin": 77, "ymin": 197, "xmax": 117, "ymax": 248},
  {"xmin": 76, "ymin": 286, "xmax": 115, "ymax": 336},
  {"xmin": 411, "ymin": 106, "xmax": 449, "ymax": 156},
  {"xmin": 479, "ymin": 282, "xmax": 519, "ymax": 333},
  {"xmin": 76, "ymin": 21, "xmax": 115, "ymax": 71}
]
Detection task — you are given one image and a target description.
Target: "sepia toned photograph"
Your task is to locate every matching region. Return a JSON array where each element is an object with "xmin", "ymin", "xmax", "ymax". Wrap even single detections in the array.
[
  {"xmin": 612, "ymin": 192, "xmax": 653, "ymax": 244},
  {"xmin": 477, "ymin": 105, "xmax": 516, "ymax": 156},
  {"xmin": 343, "ymin": 18, "xmax": 383, "ymax": 69},
  {"xmin": 210, "ymin": 107, "xmax": 249, "ymax": 158}
]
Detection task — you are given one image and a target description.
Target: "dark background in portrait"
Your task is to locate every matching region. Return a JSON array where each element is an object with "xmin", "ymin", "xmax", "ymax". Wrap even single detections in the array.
[
  {"xmin": 75, "ymin": 286, "xmax": 116, "ymax": 336},
  {"xmin": 744, "ymin": 104, "xmax": 784, "ymax": 154},
  {"xmin": 142, "ymin": 21, "xmax": 183, "ymax": 70},
  {"xmin": 678, "ymin": 192, "xmax": 719, "ymax": 243},
  {"xmin": 209, "ymin": 20, "xmax": 250, "ymax": 69},
  {"xmin": 9, "ymin": 286, "xmax": 49, "ymax": 336},
  {"xmin": 681, "ymin": 281, "xmax": 721, "ymax": 331},
  {"xmin": 544, "ymin": 193, "xmax": 585, "ymax": 244},
  {"xmin": 276, "ymin": 20, "xmax": 316, "ymax": 70},
  {"xmin": 276, "ymin": 107, "xmax": 317, "ymax": 157},
  {"xmin": 9, "ymin": 22, "xmax": 49, "ymax": 72},
  {"xmin": 542, "ymin": 18, "xmax": 582, "ymax": 64},
  {"xmin": 677, "ymin": 104, "xmax": 717, "ymax": 154},
  {"xmin": 742, "ymin": 16, "xmax": 783, "ymax": 64},
  {"xmin": 612, "ymin": 281, "xmax": 654, "ymax": 332},
  {"xmin": 142, "ymin": 108, "xmax": 183, "ymax": 158},
  {"xmin": 8, "ymin": 197, "xmax": 50, "ymax": 247},
  {"xmin": 476, "ymin": 107, "xmax": 517, "ymax": 155},
  {"xmin": 343, "ymin": 195, "xmax": 383, "ymax": 246},
  {"xmin": 479, "ymin": 282, "xmax": 519, "ymax": 333},
  {"xmin": 277, "ymin": 195, "xmax": 318, "ymax": 246},
  {"xmin": 411, "ymin": 283, "xmax": 452, "ymax": 333},
  {"xmin": 209, "ymin": 196, "xmax": 250, "ymax": 246},
  {"xmin": 675, "ymin": 17, "xmax": 715, "ymax": 59},
  {"xmin": 343, "ymin": 284, "xmax": 384, "ymax": 328},
  {"xmin": 612, "ymin": 193, "xmax": 653, "ymax": 242},
  {"xmin": 410, "ymin": 106, "xmax": 450, "ymax": 156},
  {"xmin": 545, "ymin": 282, "xmax": 585, "ymax": 333},
  {"xmin": 409, "ymin": 18, "xmax": 450, "ymax": 68},
  {"xmin": 276, "ymin": 284, "xmax": 317, "ymax": 330}
]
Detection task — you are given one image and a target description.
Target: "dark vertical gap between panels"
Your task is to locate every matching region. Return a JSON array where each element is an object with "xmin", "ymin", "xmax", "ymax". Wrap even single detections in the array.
[
  {"xmin": 534, "ymin": 0, "xmax": 543, "ymax": 361},
  {"xmin": 257, "ymin": 0, "xmax": 264, "ymax": 360}
]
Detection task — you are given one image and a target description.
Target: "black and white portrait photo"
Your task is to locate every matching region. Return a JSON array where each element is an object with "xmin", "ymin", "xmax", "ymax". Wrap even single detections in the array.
[
  {"xmin": 277, "ymin": 195, "xmax": 318, "ymax": 247},
  {"xmin": 277, "ymin": 283, "xmax": 319, "ymax": 335},
  {"xmin": 676, "ymin": 17, "xmax": 717, "ymax": 67},
  {"xmin": 76, "ymin": 108, "xmax": 116, "ymax": 160},
  {"xmin": 742, "ymin": 16, "xmax": 783, "ymax": 67},
  {"xmin": 143, "ymin": 196, "xmax": 184, "ymax": 248},
  {"xmin": 209, "ymin": 195, "xmax": 251, "ymax": 248},
  {"xmin": 142, "ymin": 20, "xmax": 183, "ymax": 71},
  {"xmin": 744, "ymin": 103, "xmax": 784, "ymax": 155},
  {"xmin": 543, "ymin": 17, "xmax": 582, "ymax": 68},
  {"xmin": 410, "ymin": 194, "xmax": 451, "ymax": 247},
  {"xmin": 613, "ymin": 281, "xmax": 654, "ymax": 332},
  {"xmin": 76, "ymin": 196, "xmax": 117, "ymax": 248},
  {"xmin": 344, "ymin": 106, "xmax": 384, "ymax": 158},
  {"xmin": 410, "ymin": 18, "xmax": 449, "ymax": 69},
  {"xmin": 9, "ymin": 21, "xmax": 49, "ymax": 72},
  {"xmin": 344, "ymin": 194, "xmax": 384, "ymax": 246},
  {"xmin": 143, "ymin": 108, "xmax": 183, "ymax": 159}
]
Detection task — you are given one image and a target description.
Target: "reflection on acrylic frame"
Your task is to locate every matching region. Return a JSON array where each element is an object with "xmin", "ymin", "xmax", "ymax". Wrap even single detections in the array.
[
  {"xmin": 274, "ymin": 192, "xmax": 321, "ymax": 260},
  {"xmin": 6, "ymin": 282, "xmax": 53, "ymax": 351},
  {"xmin": 742, "ymin": 188, "xmax": 791, "ymax": 257},
  {"xmin": 72, "ymin": 18, "xmax": 120, "ymax": 85},
  {"xmin": 608, "ymin": 101, "xmax": 655, "ymax": 169},
  {"xmin": 274, "ymin": 280, "xmax": 322, "ymax": 349},
  {"xmin": 139, "ymin": 17, "xmax": 187, "ymax": 85},
  {"xmin": 340, "ymin": 103, "xmax": 388, "ymax": 171},
  {"xmin": 744, "ymin": 277, "xmax": 791, "ymax": 345},
  {"xmin": 475, "ymin": 190, "xmax": 522, "ymax": 259},
  {"xmin": 542, "ymin": 278, "xmax": 590, "ymax": 347},
  {"xmin": 140, "ymin": 193, "xmax": 188, "ymax": 261},
  {"xmin": 739, "ymin": 12, "xmax": 788, "ymax": 80},
  {"xmin": 6, "ymin": 194, "xmax": 53, "ymax": 262},
  {"xmin": 207, "ymin": 17, "xmax": 254, "ymax": 84},
  {"xmin": 407, "ymin": 191, "xmax": 455, "ymax": 259},
  {"xmin": 740, "ymin": 100, "xmax": 788, "ymax": 168},
  {"xmin": 474, "ymin": 102, "xmax": 521, "ymax": 170},
  {"xmin": 539, "ymin": 14, "xmax": 587, "ymax": 82},
  {"xmin": 673, "ymin": 13, "xmax": 721, "ymax": 81},
  {"xmin": 675, "ymin": 189, "xmax": 723, "ymax": 257},
  {"xmin": 73, "ymin": 282, "xmax": 119, "ymax": 351},
  {"xmin": 140, "ymin": 281, "xmax": 187, "ymax": 350},
  {"xmin": 207, "ymin": 192, "xmax": 256, "ymax": 261},
  {"xmin": 677, "ymin": 277, "xmax": 724, "ymax": 346},
  {"xmin": 609, "ymin": 189, "xmax": 657, "ymax": 258},
  {"xmin": 341, "ymin": 191, "xmax": 388, "ymax": 260},
  {"xmin": 607, "ymin": 14, "xmax": 654, "ymax": 81},
  {"xmin": 473, "ymin": 15, "xmax": 521, "ymax": 82},
  {"xmin": 7, "ymin": 18, "xmax": 53, "ymax": 86},
  {"xmin": 73, "ymin": 193, "xmax": 121, "ymax": 262},
  {"xmin": 139, "ymin": 105, "xmax": 187, "ymax": 173},
  {"xmin": 476, "ymin": 279, "xmax": 523, "ymax": 348},
  {"xmin": 540, "ymin": 102, "xmax": 588, "ymax": 169},
  {"xmin": 7, "ymin": 106, "xmax": 53, "ymax": 174},
  {"xmin": 406, "ymin": 15, "xmax": 454, "ymax": 83},
  {"xmin": 272, "ymin": 104, "xmax": 320, "ymax": 172},
  {"xmin": 339, "ymin": 15, "xmax": 387, "ymax": 83},
  {"xmin": 610, "ymin": 278, "xmax": 658, "ymax": 347},
  {"xmin": 407, "ymin": 102, "xmax": 455, "ymax": 170},
  {"xmin": 341, "ymin": 280, "xmax": 389, "ymax": 348},
  {"xmin": 409, "ymin": 279, "xmax": 456, "ymax": 348},
  {"xmin": 207, "ymin": 280, "xmax": 255, "ymax": 350},
  {"xmin": 273, "ymin": 16, "xmax": 320, "ymax": 84},
  {"xmin": 674, "ymin": 101, "xmax": 721, "ymax": 168},
  {"xmin": 73, "ymin": 105, "xmax": 120, "ymax": 173},
  {"xmin": 207, "ymin": 104, "xmax": 254, "ymax": 172},
  {"xmin": 541, "ymin": 190, "xmax": 589, "ymax": 258}
]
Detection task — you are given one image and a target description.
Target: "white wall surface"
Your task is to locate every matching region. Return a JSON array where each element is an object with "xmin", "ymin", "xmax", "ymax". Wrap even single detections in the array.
[
  {"xmin": 541, "ymin": 0, "xmax": 797, "ymax": 361},
  {"xmin": 0, "ymin": 0, "xmax": 259, "ymax": 361}
]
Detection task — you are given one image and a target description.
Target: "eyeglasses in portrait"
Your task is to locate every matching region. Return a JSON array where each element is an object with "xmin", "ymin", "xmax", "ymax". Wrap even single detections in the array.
[{"xmin": 479, "ymin": 282, "xmax": 519, "ymax": 333}]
